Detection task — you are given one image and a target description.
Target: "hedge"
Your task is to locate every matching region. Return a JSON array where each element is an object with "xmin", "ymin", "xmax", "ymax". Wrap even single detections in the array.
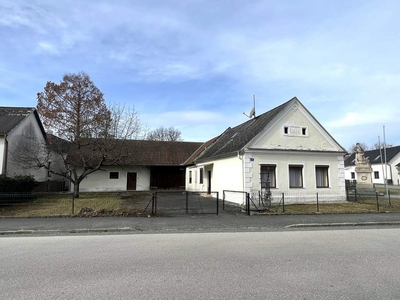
[{"xmin": 0, "ymin": 175, "xmax": 37, "ymax": 193}]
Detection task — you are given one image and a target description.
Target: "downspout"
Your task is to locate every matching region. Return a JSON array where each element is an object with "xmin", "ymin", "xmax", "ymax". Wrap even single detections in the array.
[{"xmin": 238, "ymin": 150, "xmax": 245, "ymax": 194}]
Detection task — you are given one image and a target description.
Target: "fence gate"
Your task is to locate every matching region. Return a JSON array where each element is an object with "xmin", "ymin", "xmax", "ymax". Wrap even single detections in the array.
[{"xmin": 147, "ymin": 191, "xmax": 220, "ymax": 216}]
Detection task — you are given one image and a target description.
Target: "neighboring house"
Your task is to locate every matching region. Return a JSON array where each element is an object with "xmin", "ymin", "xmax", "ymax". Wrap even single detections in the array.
[
  {"xmin": 344, "ymin": 146, "xmax": 400, "ymax": 186},
  {"xmin": 0, "ymin": 107, "xmax": 66, "ymax": 191},
  {"xmin": 185, "ymin": 97, "xmax": 347, "ymax": 204},
  {"xmin": 72, "ymin": 140, "xmax": 203, "ymax": 192}
]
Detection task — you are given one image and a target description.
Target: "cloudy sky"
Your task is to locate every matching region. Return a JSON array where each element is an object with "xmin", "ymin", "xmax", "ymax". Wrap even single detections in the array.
[{"xmin": 1, "ymin": 0, "xmax": 399, "ymax": 150}]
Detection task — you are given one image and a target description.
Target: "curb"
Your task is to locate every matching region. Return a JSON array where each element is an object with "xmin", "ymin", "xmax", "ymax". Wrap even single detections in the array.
[
  {"xmin": 285, "ymin": 221, "xmax": 400, "ymax": 228},
  {"xmin": 0, "ymin": 227, "xmax": 140, "ymax": 235}
]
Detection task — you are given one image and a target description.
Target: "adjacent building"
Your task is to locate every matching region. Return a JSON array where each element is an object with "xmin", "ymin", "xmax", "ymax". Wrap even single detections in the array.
[{"xmin": 345, "ymin": 146, "xmax": 400, "ymax": 186}]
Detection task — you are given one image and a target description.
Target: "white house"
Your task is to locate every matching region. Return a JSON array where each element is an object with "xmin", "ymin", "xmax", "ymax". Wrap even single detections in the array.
[
  {"xmin": 185, "ymin": 97, "xmax": 347, "ymax": 204},
  {"xmin": 69, "ymin": 140, "xmax": 203, "ymax": 192},
  {"xmin": 0, "ymin": 107, "xmax": 66, "ymax": 191},
  {"xmin": 344, "ymin": 146, "xmax": 400, "ymax": 186}
]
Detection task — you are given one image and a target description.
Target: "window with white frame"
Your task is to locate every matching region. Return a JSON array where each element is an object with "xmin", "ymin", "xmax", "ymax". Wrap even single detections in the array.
[
  {"xmin": 289, "ymin": 165, "xmax": 303, "ymax": 188},
  {"xmin": 260, "ymin": 165, "xmax": 276, "ymax": 188},
  {"xmin": 374, "ymin": 171, "xmax": 379, "ymax": 179},
  {"xmin": 189, "ymin": 171, "xmax": 192, "ymax": 184},
  {"xmin": 351, "ymin": 172, "xmax": 355, "ymax": 179},
  {"xmin": 316, "ymin": 166, "xmax": 329, "ymax": 188}
]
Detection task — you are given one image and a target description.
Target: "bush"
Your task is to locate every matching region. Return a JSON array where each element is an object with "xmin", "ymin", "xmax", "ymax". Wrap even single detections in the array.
[{"xmin": 0, "ymin": 175, "xmax": 37, "ymax": 193}]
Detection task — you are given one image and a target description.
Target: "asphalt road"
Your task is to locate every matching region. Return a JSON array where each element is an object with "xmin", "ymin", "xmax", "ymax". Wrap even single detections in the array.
[{"xmin": 1, "ymin": 229, "xmax": 400, "ymax": 299}]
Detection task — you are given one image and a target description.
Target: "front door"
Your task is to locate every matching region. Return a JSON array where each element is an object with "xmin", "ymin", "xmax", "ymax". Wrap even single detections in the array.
[{"xmin": 127, "ymin": 173, "xmax": 137, "ymax": 190}]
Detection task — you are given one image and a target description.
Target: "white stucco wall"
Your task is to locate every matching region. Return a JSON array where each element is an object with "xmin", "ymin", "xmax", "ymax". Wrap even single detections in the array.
[
  {"xmin": 246, "ymin": 150, "xmax": 346, "ymax": 203},
  {"xmin": 252, "ymin": 102, "xmax": 341, "ymax": 152},
  {"xmin": 73, "ymin": 165, "xmax": 151, "ymax": 192},
  {"xmin": 6, "ymin": 112, "xmax": 48, "ymax": 181},
  {"xmin": 0, "ymin": 137, "xmax": 5, "ymax": 174},
  {"xmin": 186, "ymin": 156, "xmax": 243, "ymax": 202}
]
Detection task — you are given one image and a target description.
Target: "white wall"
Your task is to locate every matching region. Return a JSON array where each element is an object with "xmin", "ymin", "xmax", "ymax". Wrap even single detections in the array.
[
  {"xmin": 6, "ymin": 112, "xmax": 48, "ymax": 181},
  {"xmin": 186, "ymin": 156, "xmax": 243, "ymax": 202},
  {"xmin": 0, "ymin": 137, "xmax": 5, "ymax": 174},
  {"xmin": 74, "ymin": 165, "xmax": 151, "ymax": 192},
  {"xmin": 246, "ymin": 150, "xmax": 346, "ymax": 203},
  {"xmin": 251, "ymin": 101, "xmax": 343, "ymax": 152}
]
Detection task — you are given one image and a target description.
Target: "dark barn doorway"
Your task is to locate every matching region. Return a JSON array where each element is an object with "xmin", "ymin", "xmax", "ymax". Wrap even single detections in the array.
[{"xmin": 150, "ymin": 166, "xmax": 186, "ymax": 190}]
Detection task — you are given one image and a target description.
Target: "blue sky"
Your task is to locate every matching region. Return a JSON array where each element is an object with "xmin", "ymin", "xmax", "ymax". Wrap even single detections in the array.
[{"xmin": 1, "ymin": 0, "xmax": 399, "ymax": 150}]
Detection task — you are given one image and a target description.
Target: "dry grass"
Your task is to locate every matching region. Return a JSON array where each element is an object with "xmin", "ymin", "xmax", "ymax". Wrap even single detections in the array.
[
  {"xmin": 0, "ymin": 193, "xmax": 121, "ymax": 217},
  {"xmin": 376, "ymin": 187, "xmax": 400, "ymax": 196},
  {"xmin": 270, "ymin": 197, "xmax": 400, "ymax": 214}
]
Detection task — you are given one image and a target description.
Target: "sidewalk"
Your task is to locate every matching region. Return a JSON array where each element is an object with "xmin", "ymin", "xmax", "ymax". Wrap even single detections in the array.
[{"xmin": 1, "ymin": 212, "xmax": 400, "ymax": 235}]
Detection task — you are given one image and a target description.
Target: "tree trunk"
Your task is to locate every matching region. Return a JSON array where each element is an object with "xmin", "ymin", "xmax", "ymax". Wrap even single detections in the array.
[{"xmin": 73, "ymin": 182, "xmax": 80, "ymax": 198}]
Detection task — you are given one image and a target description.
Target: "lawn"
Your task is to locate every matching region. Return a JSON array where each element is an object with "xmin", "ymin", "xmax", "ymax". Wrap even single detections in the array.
[{"xmin": 0, "ymin": 193, "xmax": 122, "ymax": 217}]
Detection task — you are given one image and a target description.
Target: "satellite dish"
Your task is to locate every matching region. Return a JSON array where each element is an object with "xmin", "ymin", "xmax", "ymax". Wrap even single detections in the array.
[{"xmin": 243, "ymin": 95, "xmax": 256, "ymax": 118}]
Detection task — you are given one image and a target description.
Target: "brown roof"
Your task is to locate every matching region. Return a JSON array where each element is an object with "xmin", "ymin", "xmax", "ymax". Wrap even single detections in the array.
[
  {"xmin": 124, "ymin": 140, "xmax": 203, "ymax": 165},
  {"xmin": 183, "ymin": 136, "xmax": 220, "ymax": 165},
  {"xmin": 66, "ymin": 139, "xmax": 203, "ymax": 167}
]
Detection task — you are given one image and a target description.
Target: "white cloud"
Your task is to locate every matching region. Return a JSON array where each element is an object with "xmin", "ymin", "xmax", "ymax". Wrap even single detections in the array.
[{"xmin": 36, "ymin": 42, "xmax": 59, "ymax": 55}]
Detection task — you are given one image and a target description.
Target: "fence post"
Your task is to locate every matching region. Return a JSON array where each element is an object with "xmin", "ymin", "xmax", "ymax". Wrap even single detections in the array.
[
  {"xmin": 154, "ymin": 192, "xmax": 157, "ymax": 215},
  {"xmin": 71, "ymin": 193, "xmax": 75, "ymax": 215},
  {"xmin": 316, "ymin": 193, "xmax": 319, "ymax": 213},
  {"xmin": 151, "ymin": 193, "xmax": 155, "ymax": 215},
  {"xmin": 186, "ymin": 191, "xmax": 189, "ymax": 214},
  {"xmin": 388, "ymin": 190, "xmax": 391, "ymax": 206},
  {"xmin": 216, "ymin": 192, "xmax": 219, "ymax": 216},
  {"xmin": 246, "ymin": 193, "xmax": 250, "ymax": 216},
  {"xmin": 282, "ymin": 193, "xmax": 285, "ymax": 213},
  {"xmin": 355, "ymin": 188, "xmax": 357, "ymax": 202},
  {"xmin": 376, "ymin": 192, "xmax": 379, "ymax": 212}
]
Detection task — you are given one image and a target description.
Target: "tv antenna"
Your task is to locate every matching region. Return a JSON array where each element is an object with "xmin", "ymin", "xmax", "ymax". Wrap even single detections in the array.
[{"xmin": 243, "ymin": 95, "xmax": 256, "ymax": 118}]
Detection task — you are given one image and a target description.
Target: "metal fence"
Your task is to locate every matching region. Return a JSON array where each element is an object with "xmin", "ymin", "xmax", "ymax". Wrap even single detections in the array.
[
  {"xmin": 243, "ymin": 191, "xmax": 350, "ymax": 215},
  {"xmin": 148, "ymin": 191, "xmax": 221, "ymax": 215},
  {"xmin": 347, "ymin": 189, "xmax": 400, "ymax": 212},
  {"xmin": 0, "ymin": 191, "xmax": 225, "ymax": 217}
]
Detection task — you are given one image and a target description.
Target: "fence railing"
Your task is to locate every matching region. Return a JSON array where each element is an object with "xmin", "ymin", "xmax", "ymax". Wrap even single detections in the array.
[
  {"xmin": 347, "ymin": 189, "xmax": 400, "ymax": 212},
  {"xmin": 0, "ymin": 191, "xmax": 224, "ymax": 217},
  {"xmin": 2, "ymin": 188, "xmax": 399, "ymax": 217},
  {"xmin": 149, "ymin": 191, "xmax": 220, "ymax": 216}
]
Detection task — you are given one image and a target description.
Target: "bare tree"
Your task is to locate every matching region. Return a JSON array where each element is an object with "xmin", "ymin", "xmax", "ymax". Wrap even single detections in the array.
[
  {"xmin": 29, "ymin": 71, "xmax": 143, "ymax": 197},
  {"xmin": 372, "ymin": 141, "xmax": 393, "ymax": 150},
  {"xmin": 146, "ymin": 126, "xmax": 182, "ymax": 141}
]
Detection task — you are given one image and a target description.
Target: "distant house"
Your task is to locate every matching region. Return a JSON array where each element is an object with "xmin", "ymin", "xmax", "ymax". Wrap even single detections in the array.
[
  {"xmin": 344, "ymin": 146, "xmax": 400, "ymax": 186},
  {"xmin": 0, "ymin": 107, "xmax": 66, "ymax": 191},
  {"xmin": 185, "ymin": 97, "xmax": 347, "ymax": 204},
  {"xmin": 70, "ymin": 140, "xmax": 203, "ymax": 192},
  {"xmin": 0, "ymin": 107, "xmax": 48, "ymax": 180}
]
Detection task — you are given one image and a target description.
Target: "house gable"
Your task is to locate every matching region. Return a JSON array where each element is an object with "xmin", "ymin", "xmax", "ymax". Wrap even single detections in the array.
[{"xmin": 247, "ymin": 98, "xmax": 345, "ymax": 153}]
